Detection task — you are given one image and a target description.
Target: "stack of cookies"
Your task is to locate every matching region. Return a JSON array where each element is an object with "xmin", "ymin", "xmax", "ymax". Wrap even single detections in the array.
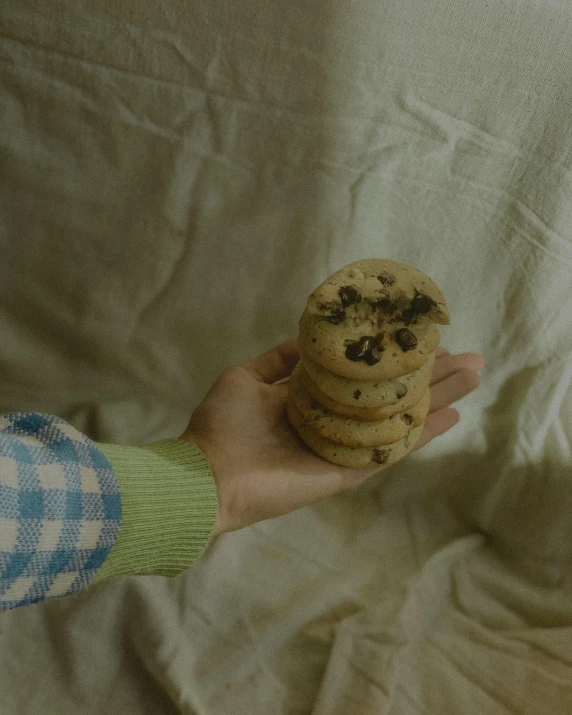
[{"xmin": 287, "ymin": 259, "xmax": 449, "ymax": 468}]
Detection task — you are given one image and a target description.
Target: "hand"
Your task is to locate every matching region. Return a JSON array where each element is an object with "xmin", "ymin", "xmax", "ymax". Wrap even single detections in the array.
[{"xmin": 180, "ymin": 338, "xmax": 484, "ymax": 535}]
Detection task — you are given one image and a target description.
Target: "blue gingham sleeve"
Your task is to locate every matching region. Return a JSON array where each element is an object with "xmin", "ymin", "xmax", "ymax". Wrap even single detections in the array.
[{"xmin": 0, "ymin": 413, "xmax": 122, "ymax": 610}]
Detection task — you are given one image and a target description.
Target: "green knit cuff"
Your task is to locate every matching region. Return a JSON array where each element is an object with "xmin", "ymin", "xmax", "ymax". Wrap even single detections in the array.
[{"xmin": 93, "ymin": 439, "xmax": 218, "ymax": 581}]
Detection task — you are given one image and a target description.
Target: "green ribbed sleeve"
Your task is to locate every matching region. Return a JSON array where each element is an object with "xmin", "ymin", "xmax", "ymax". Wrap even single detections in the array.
[{"xmin": 93, "ymin": 439, "xmax": 218, "ymax": 582}]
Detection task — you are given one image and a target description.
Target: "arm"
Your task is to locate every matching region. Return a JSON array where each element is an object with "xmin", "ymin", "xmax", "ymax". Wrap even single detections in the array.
[
  {"xmin": 0, "ymin": 412, "xmax": 122, "ymax": 609},
  {"xmin": 0, "ymin": 414, "xmax": 218, "ymax": 610},
  {"xmin": 1, "ymin": 339, "xmax": 483, "ymax": 610}
]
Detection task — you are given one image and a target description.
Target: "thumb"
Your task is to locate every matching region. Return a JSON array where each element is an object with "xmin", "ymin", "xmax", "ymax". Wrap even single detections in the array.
[{"xmin": 240, "ymin": 336, "xmax": 299, "ymax": 384}]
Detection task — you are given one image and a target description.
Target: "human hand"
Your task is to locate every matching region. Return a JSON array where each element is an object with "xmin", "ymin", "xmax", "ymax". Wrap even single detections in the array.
[{"xmin": 180, "ymin": 338, "xmax": 484, "ymax": 535}]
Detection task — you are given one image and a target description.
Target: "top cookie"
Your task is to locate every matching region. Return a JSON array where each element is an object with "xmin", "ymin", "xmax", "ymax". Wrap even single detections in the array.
[{"xmin": 298, "ymin": 259, "xmax": 448, "ymax": 381}]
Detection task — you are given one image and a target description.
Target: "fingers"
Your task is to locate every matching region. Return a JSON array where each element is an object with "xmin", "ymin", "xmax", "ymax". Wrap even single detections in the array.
[
  {"xmin": 434, "ymin": 346, "xmax": 450, "ymax": 358},
  {"xmin": 413, "ymin": 408, "xmax": 460, "ymax": 450},
  {"xmin": 431, "ymin": 352, "xmax": 485, "ymax": 385},
  {"xmin": 273, "ymin": 381, "xmax": 289, "ymax": 402},
  {"xmin": 241, "ymin": 336, "xmax": 299, "ymax": 384},
  {"xmin": 430, "ymin": 368, "xmax": 480, "ymax": 412}
]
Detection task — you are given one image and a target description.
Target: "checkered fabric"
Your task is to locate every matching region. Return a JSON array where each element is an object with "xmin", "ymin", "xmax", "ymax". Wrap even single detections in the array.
[{"xmin": 0, "ymin": 413, "xmax": 121, "ymax": 610}]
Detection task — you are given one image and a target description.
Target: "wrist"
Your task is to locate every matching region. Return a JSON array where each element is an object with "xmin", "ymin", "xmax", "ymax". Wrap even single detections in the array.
[
  {"xmin": 179, "ymin": 432, "xmax": 228, "ymax": 535},
  {"xmin": 94, "ymin": 439, "xmax": 219, "ymax": 581}
]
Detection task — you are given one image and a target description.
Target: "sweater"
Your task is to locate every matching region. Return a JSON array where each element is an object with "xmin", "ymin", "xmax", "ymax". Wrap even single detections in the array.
[{"xmin": 0, "ymin": 413, "xmax": 218, "ymax": 610}]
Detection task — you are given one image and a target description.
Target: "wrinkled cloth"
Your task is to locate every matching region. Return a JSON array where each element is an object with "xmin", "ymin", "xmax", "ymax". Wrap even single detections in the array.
[{"xmin": 1, "ymin": 0, "xmax": 571, "ymax": 713}]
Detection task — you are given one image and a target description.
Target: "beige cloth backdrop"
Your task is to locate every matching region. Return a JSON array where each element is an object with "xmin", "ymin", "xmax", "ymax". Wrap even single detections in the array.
[{"xmin": 1, "ymin": 1, "xmax": 572, "ymax": 713}]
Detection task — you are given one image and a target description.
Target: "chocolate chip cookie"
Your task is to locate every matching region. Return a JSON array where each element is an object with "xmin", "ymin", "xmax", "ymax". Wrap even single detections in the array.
[
  {"xmin": 299, "ymin": 314, "xmax": 439, "ymax": 381},
  {"xmin": 298, "ymin": 258, "xmax": 448, "ymax": 381},
  {"xmin": 300, "ymin": 351, "xmax": 435, "ymax": 412},
  {"xmin": 287, "ymin": 396, "xmax": 424, "ymax": 468},
  {"xmin": 288, "ymin": 362, "xmax": 430, "ymax": 446}
]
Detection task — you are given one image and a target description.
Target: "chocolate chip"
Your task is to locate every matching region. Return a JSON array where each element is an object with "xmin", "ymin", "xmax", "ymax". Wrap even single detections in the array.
[
  {"xmin": 395, "ymin": 328, "xmax": 418, "ymax": 352},
  {"xmin": 393, "ymin": 381, "xmax": 408, "ymax": 399},
  {"xmin": 326, "ymin": 308, "xmax": 346, "ymax": 324},
  {"xmin": 312, "ymin": 338, "xmax": 317, "ymax": 343},
  {"xmin": 345, "ymin": 342, "xmax": 365, "ymax": 361},
  {"xmin": 353, "ymin": 389, "xmax": 361, "ymax": 400},
  {"xmin": 345, "ymin": 335, "xmax": 383, "ymax": 365},
  {"xmin": 410, "ymin": 291, "xmax": 436, "ymax": 315},
  {"xmin": 372, "ymin": 298, "xmax": 397, "ymax": 314},
  {"xmin": 360, "ymin": 336, "xmax": 381, "ymax": 365},
  {"xmin": 364, "ymin": 353, "xmax": 379, "ymax": 366},
  {"xmin": 338, "ymin": 285, "xmax": 362, "ymax": 308},
  {"xmin": 377, "ymin": 272, "xmax": 395, "ymax": 287},
  {"xmin": 402, "ymin": 413, "xmax": 413, "ymax": 425},
  {"xmin": 399, "ymin": 308, "xmax": 416, "ymax": 325},
  {"xmin": 372, "ymin": 449, "xmax": 390, "ymax": 464}
]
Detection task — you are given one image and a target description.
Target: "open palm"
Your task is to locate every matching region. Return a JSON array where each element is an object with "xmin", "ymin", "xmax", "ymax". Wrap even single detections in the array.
[{"xmin": 182, "ymin": 337, "xmax": 484, "ymax": 534}]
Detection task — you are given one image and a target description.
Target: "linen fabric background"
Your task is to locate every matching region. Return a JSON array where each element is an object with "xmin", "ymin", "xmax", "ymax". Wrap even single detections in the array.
[{"xmin": 1, "ymin": 1, "xmax": 571, "ymax": 712}]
